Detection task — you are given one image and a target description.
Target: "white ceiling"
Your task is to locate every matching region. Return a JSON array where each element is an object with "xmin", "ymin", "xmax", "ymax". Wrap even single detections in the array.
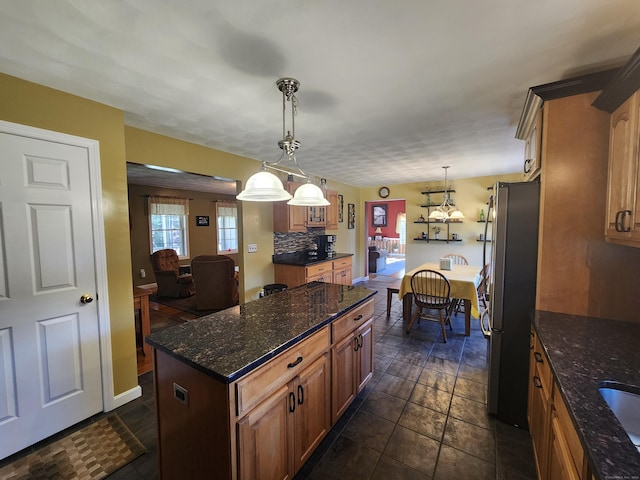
[{"xmin": 1, "ymin": 0, "xmax": 640, "ymax": 188}]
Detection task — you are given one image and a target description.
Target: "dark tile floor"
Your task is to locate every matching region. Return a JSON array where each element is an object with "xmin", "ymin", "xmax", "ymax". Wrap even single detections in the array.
[{"xmin": 3, "ymin": 273, "xmax": 537, "ymax": 479}]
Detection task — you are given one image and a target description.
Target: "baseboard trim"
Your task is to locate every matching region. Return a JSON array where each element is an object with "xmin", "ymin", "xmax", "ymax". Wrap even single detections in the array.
[{"xmin": 108, "ymin": 385, "xmax": 142, "ymax": 411}]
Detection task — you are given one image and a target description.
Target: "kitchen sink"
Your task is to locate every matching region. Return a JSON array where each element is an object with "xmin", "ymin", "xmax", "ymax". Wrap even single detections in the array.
[{"xmin": 598, "ymin": 381, "xmax": 640, "ymax": 453}]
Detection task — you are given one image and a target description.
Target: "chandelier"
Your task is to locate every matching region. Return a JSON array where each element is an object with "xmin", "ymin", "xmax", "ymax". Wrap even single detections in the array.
[
  {"xmin": 236, "ymin": 78, "xmax": 330, "ymax": 206},
  {"xmin": 428, "ymin": 166, "xmax": 465, "ymax": 222}
]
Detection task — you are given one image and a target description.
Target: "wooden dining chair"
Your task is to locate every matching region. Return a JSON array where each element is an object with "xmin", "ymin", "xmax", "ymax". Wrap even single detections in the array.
[
  {"xmin": 444, "ymin": 253, "xmax": 469, "ymax": 265},
  {"xmin": 444, "ymin": 253, "xmax": 468, "ymax": 314},
  {"xmin": 477, "ymin": 263, "xmax": 491, "ymax": 310},
  {"xmin": 408, "ymin": 269, "xmax": 453, "ymax": 342}
]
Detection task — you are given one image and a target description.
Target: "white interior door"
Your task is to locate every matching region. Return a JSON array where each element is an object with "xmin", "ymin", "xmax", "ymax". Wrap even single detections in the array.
[{"xmin": 0, "ymin": 131, "xmax": 103, "ymax": 459}]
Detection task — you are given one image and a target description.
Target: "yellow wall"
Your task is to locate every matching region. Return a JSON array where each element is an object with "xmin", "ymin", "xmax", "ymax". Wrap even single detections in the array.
[
  {"xmin": 359, "ymin": 173, "xmax": 522, "ymax": 271},
  {"xmin": 0, "ymin": 72, "xmax": 136, "ymax": 395}
]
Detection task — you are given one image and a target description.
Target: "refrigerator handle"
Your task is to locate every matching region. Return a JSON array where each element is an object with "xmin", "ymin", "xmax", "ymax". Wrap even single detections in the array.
[{"xmin": 480, "ymin": 309, "xmax": 491, "ymax": 338}]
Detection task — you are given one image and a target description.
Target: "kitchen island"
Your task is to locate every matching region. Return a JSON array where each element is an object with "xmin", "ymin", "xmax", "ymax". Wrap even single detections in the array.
[
  {"xmin": 146, "ymin": 282, "xmax": 376, "ymax": 480},
  {"xmin": 532, "ymin": 311, "xmax": 640, "ymax": 479}
]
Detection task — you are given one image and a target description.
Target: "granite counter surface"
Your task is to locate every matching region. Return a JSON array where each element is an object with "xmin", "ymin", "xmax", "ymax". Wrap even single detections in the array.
[
  {"xmin": 146, "ymin": 282, "xmax": 376, "ymax": 384},
  {"xmin": 272, "ymin": 251, "xmax": 353, "ymax": 266},
  {"xmin": 532, "ymin": 311, "xmax": 640, "ymax": 479}
]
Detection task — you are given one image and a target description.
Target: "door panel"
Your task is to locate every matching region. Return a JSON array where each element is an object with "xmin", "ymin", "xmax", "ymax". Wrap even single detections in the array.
[{"xmin": 0, "ymin": 132, "xmax": 102, "ymax": 459}]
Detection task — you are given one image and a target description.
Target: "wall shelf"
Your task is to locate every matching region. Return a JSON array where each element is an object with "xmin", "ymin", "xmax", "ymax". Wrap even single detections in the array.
[
  {"xmin": 413, "ymin": 237, "xmax": 462, "ymax": 243},
  {"xmin": 414, "ymin": 189, "xmax": 462, "ymax": 243},
  {"xmin": 420, "ymin": 189, "xmax": 456, "ymax": 195}
]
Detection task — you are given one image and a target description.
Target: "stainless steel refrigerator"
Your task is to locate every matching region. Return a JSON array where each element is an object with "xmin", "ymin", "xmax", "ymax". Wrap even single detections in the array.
[{"xmin": 487, "ymin": 181, "xmax": 540, "ymax": 428}]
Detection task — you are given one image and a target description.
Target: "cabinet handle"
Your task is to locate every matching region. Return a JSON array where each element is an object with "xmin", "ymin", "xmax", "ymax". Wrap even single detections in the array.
[
  {"xmin": 533, "ymin": 376, "xmax": 543, "ymax": 389},
  {"xmin": 615, "ymin": 210, "xmax": 623, "ymax": 232},
  {"xmin": 287, "ymin": 356, "xmax": 303, "ymax": 369},
  {"xmin": 289, "ymin": 392, "xmax": 296, "ymax": 412},
  {"xmin": 358, "ymin": 334, "xmax": 363, "ymax": 349},
  {"xmin": 353, "ymin": 337, "xmax": 359, "ymax": 352},
  {"xmin": 534, "ymin": 351, "xmax": 544, "ymax": 364},
  {"xmin": 297, "ymin": 385, "xmax": 304, "ymax": 405},
  {"xmin": 524, "ymin": 158, "xmax": 532, "ymax": 174},
  {"xmin": 353, "ymin": 314, "xmax": 363, "ymax": 322},
  {"xmin": 622, "ymin": 210, "xmax": 632, "ymax": 233}
]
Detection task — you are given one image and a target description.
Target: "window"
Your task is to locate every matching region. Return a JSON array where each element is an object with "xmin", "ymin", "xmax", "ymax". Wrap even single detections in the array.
[
  {"xmin": 217, "ymin": 201, "xmax": 238, "ymax": 254},
  {"xmin": 149, "ymin": 196, "xmax": 189, "ymax": 257}
]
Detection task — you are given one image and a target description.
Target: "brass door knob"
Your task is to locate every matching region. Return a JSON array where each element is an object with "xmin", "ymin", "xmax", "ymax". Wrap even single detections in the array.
[{"xmin": 80, "ymin": 294, "xmax": 94, "ymax": 304}]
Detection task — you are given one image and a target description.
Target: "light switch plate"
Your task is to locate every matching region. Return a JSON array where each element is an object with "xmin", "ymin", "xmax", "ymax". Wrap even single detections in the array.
[{"xmin": 248, "ymin": 243, "xmax": 258, "ymax": 253}]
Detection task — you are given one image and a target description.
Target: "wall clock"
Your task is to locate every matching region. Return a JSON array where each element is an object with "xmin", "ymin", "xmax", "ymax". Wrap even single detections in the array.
[{"xmin": 378, "ymin": 186, "xmax": 390, "ymax": 198}]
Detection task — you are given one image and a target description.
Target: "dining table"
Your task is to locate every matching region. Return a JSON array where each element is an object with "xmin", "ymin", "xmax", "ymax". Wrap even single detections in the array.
[{"xmin": 398, "ymin": 262, "xmax": 482, "ymax": 336}]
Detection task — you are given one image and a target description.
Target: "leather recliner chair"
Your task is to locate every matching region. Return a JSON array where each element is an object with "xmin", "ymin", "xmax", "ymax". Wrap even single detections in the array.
[
  {"xmin": 191, "ymin": 255, "xmax": 240, "ymax": 311},
  {"xmin": 150, "ymin": 249, "xmax": 195, "ymax": 298},
  {"xmin": 368, "ymin": 246, "xmax": 388, "ymax": 273}
]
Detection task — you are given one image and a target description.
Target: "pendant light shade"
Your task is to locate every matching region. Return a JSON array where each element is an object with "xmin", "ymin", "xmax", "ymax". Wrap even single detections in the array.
[
  {"xmin": 428, "ymin": 166, "xmax": 465, "ymax": 222},
  {"xmin": 236, "ymin": 168, "xmax": 292, "ymax": 202},
  {"xmin": 288, "ymin": 181, "xmax": 330, "ymax": 206},
  {"xmin": 236, "ymin": 77, "xmax": 330, "ymax": 206}
]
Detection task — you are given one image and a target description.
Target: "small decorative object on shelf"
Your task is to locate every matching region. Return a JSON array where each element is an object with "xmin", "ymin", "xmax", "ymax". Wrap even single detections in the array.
[
  {"xmin": 479, "ymin": 209, "xmax": 485, "ymax": 221},
  {"xmin": 418, "ymin": 214, "xmax": 425, "ymax": 222},
  {"xmin": 432, "ymin": 225, "xmax": 441, "ymax": 240}
]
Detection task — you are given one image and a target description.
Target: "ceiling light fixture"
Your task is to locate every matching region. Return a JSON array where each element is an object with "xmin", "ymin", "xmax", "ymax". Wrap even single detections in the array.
[
  {"xmin": 428, "ymin": 166, "xmax": 465, "ymax": 222},
  {"xmin": 236, "ymin": 78, "xmax": 329, "ymax": 206}
]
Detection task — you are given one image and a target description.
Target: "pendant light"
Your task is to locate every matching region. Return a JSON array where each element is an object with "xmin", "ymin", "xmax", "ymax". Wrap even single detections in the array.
[
  {"xmin": 428, "ymin": 166, "xmax": 465, "ymax": 222},
  {"xmin": 237, "ymin": 78, "xmax": 329, "ymax": 206}
]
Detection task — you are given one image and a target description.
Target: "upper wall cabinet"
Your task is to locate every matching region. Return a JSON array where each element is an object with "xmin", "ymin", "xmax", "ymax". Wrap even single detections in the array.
[
  {"xmin": 593, "ymin": 46, "xmax": 640, "ymax": 247},
  {"xmin": 517, "ymin": 91, "xmax": 544, "ymax": 181},
  {"xmin": 273, "ymin": 181, "xmax": 339, "ymax": 232}
]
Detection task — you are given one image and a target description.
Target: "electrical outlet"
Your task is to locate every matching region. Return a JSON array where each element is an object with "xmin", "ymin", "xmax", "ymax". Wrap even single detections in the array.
[
  {"xmin": 140, "ymin": 268, "xmax": 146, "ymax": 278},
  {"xmin": 248, "ymin": 243, "xmax": 258, "ymax": 253}
]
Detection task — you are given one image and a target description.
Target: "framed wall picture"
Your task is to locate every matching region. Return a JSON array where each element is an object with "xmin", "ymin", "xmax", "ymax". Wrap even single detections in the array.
[
  {"xmin": 372, "ymin": 204, "xmax": 387, "ymax": 227},
  {"xmin": 338, "ymin": 194, "xmax": 344, "ymax": 223},
  {"xmin": 348, "ymin": 203, "xmax": 355, "ymax": 229},
  {"xmin": 196, "ymin": 215, "xmax": 210, "ymax": 226}
]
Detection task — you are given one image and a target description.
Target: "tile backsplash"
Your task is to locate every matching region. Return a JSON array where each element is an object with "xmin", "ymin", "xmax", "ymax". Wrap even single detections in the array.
[{"xmin": 274, "ymin": 230, "xmax": 325, "ymax": 255}]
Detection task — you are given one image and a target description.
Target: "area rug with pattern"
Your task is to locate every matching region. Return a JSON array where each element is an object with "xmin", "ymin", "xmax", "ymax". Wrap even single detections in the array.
[{"xmin": 0, "ymin": 415, "xmax": 146, "ymax": 480}]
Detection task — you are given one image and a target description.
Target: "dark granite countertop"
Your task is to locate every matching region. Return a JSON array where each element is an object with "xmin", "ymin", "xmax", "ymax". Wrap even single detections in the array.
[
  {"xmin": 532, "ymin": 311, "xmax": 640, "ymax": 479},
  {"xmin": 272, "ymin": 251, "xmax": 353, "ymax": 266},
  {"xmin": 146, "ymin": 282, "xmax": 376, "ymax": 384}
]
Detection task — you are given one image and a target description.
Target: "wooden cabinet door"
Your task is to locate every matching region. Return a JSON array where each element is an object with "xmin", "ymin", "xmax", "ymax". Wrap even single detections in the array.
[
  {"xmin": 293, "ymin": 353, "xmax": 330, "ymax": 471},
  {"xmin": 605, "ymin": 92, "xmax": 639, "ymax": 243},
  {"xmin": 524, "ymin": 107, "xmax": 543, "ymax": 181},
  {"xmin": 237, "ymin": 384, "xmax": 295, "ymax": 480},
  {"xmin": 307, "ymin": 272, "xmax": 332, "ymax": 283},
  {"xmin": 325, "ymin": 190, "xmax": 339, "ymax": 230},
  {"xmin": 356, "ymin": 319, "xmax": 374, "ymax": 393},
  {"xmin": 273, "ymin": 182, "xmax": 307, "ymax": 232},
  {"xmin": 530, "ymin": 371, "xmax": 551, "ymax": 480},
  {"xmin": 331, "ymin": 333, "xmax": 356, "ymax": 423},
  {"xmin": 332, "ymin": 267, "xmax": 352, "ymax": 285},
  {"xmin": 548, "ymin": 413, "xmax": 580, "ymax": 480}
]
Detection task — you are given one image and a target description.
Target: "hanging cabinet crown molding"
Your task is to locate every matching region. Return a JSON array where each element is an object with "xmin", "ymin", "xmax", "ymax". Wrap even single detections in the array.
[{"xmin": 516, "ymin": 68, "xmax": 619, "ymax": 182}]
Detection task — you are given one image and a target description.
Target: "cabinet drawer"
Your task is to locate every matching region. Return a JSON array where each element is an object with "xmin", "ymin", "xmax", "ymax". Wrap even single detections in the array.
[
  {"xmin": 331, "ymin": 299, "xmax": 374, "ymax": 343},
  {"xmin": 553, "ymin": 382, "xmax": 584, "ymax": 477},
  {"xmin": 235, "ymin": 326, "xmax": 330, "ymax": 418},
  {"xmin": 306, "ymin": 261, "xmax": 332, "ymax": 278},
  {"xmin": 332, "ymin": 257, "xmax": 352, "ymax": 270}
]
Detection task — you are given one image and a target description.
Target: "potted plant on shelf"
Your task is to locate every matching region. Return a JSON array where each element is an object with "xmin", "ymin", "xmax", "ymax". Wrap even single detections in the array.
[
  {"xmin": 432, "ymin": 225, "xmax": 442, "ymax": 240},
  {"xmin": 392, "ymin": 241, "xmax": 399, "ymax": 253}
]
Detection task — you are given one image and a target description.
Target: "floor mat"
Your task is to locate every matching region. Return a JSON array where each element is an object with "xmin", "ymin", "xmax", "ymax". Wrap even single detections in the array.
[{"xmin": 0, "ymin": 414, "xmax": 146, "ymax": 480}]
